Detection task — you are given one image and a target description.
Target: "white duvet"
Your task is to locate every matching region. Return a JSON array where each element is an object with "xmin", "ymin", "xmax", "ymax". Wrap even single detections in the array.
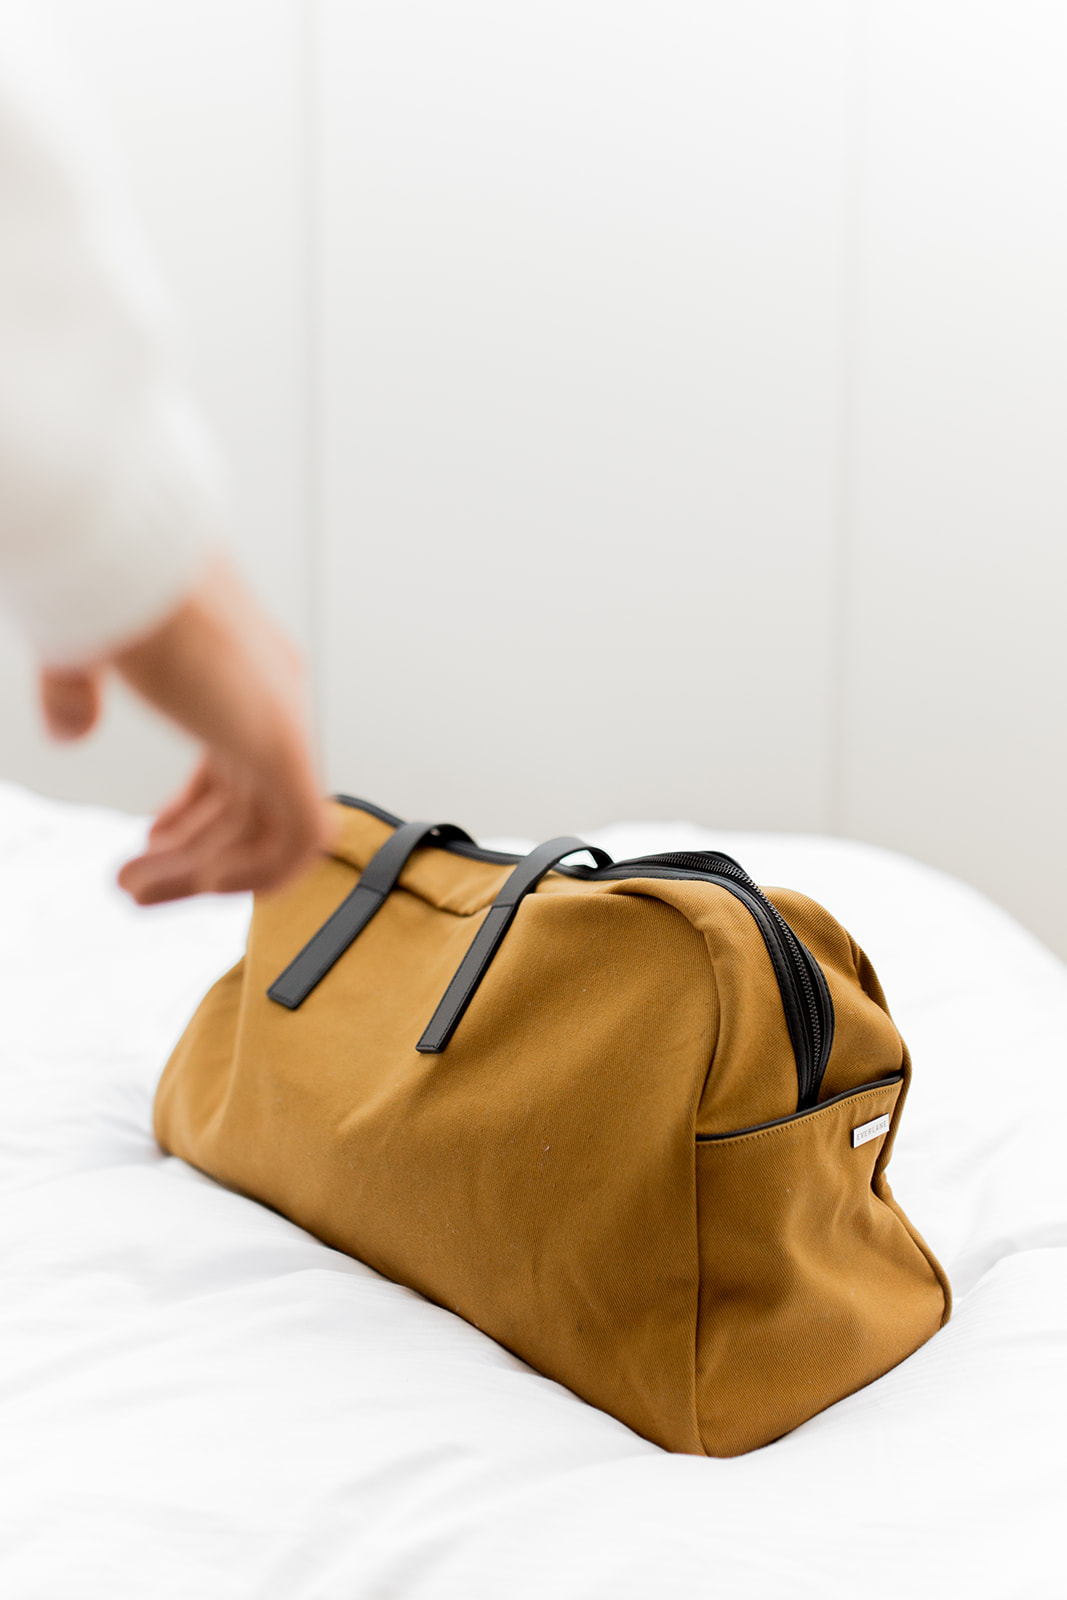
[{"xmin": 1, "ymin": 781, "xmax": 1065, "ymax": 1599}]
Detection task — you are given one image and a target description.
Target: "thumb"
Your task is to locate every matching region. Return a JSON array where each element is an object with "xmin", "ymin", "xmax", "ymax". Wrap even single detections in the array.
[{"xmin": 39, "ymin": 665, "xmax": 104, "ymax": 741}]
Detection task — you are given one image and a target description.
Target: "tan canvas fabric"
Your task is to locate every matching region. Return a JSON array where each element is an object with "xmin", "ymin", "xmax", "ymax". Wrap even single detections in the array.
[{"xmin": 155, "ymin": 801, "xmax": 950, "ymax": 1456}]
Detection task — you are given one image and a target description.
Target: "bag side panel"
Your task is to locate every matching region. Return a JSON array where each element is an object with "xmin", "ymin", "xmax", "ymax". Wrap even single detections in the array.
[{"xmin": 694, "ymin": 1077, "xmax": 948, "ymax": 1456}]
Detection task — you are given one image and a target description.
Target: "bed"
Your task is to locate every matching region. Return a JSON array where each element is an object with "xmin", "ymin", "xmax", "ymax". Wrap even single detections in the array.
[{"xmin": 1, "ymin": 779, "xmax": 1064, "ymax": 1598}]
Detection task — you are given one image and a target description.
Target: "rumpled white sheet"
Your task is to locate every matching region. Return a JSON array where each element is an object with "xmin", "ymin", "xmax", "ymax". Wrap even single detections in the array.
[{"xmin": 1, "ymin": 781, "xmax": 1065, "ymax": 1599}]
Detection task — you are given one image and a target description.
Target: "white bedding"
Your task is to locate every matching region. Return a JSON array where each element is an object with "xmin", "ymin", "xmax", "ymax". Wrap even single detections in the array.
[{"xmin": 1, "ymin": 781, "xmax": 1065, "ymax": 1599}]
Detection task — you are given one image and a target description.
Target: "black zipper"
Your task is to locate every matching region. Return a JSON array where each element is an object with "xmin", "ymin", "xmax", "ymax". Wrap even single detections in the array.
[{"xmin": 335, "ymin": 797, "xmax": 835, "ymax": 1110}]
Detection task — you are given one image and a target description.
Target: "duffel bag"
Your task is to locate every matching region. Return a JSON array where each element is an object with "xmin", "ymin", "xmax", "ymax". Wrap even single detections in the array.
[{"xmin": 154, "ymin": 794, "xmax": 950, "ymax": 1456}]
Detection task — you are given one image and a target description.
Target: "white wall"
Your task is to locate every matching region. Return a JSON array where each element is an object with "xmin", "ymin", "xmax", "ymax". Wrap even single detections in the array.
[
  {"xmin": 841, "ymin": 1, "xmax": 1067, "ymax": 959},
  {"xmin": 1, "ymin": 1, "xmax": 1065, "ymax": 961},
  {"xmin": 316, "ymin": 1, "xmax": 854, "ymax": 841}
]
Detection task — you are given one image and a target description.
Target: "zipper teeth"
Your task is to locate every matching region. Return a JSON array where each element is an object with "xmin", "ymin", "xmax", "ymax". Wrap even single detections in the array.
[
  {"xmin": 640, "ymin": 851, "xmax": 753, "ymax": 884},
  {"xmin": 764, "ymin": 903, "xmax": 822, "ymax": 1071}
]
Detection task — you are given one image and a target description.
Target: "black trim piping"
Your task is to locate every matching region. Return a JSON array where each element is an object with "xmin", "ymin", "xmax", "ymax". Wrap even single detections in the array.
[{"xmin": 696, "ymin": 1074, "xmax": 903, "ymax": 1142}]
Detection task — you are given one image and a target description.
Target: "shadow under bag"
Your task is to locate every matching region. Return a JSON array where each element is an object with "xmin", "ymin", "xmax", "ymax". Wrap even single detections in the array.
[{"xmin": 155, "ymin": 796, "xmax": 950, "ymax": 1456}]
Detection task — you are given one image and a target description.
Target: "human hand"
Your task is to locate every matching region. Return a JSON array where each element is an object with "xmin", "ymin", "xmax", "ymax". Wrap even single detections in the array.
[{"xmin": 39, "ymin": 555, "xmax": 332, "ymax": 904}]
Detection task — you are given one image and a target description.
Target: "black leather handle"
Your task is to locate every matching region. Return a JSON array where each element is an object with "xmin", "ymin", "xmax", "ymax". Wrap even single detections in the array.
[
  {"xmin": 268, "ymin": 820, "xmax": 474, "ymax": 1009},
  {"xmin": 416, "ymin": 836, "xmax": 613, "ymax": 1054}
]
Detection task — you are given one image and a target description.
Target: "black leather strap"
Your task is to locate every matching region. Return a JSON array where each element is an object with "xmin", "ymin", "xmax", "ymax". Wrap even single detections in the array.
[
  {"xmin": 268, "ymin": 820, "xmax": 473, "ymax": 1009},
  {"xmin": 416, "ymin": 836, "xmax": 613, "ymax": 1054}
]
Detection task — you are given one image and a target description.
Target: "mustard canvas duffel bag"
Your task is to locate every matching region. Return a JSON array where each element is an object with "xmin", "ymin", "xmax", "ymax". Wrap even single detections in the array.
[{"xmin": 154, "ymin": 794, "xmax": 951, "ymax": 1456}]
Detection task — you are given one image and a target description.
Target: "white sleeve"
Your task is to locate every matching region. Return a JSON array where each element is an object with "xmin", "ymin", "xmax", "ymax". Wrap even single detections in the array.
[{"xmin": 0, "ymin": 3, "xmax": 223, "ymax": 665}]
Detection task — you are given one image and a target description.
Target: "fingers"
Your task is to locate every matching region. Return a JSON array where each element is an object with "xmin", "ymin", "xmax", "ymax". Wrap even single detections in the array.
[
  {"xmin": 116, "ymin": 850, "xmax": 198, "ymax": 906},
  {"xmin": 207, "ymin": 793, "xmax": 331, "ymax": 896},
  {"xmin": 119, "ymin": 783, "xmax": 244, "ymax": 905},
  {"xmin": 118, "ymin": 816, "xmax": 321, "ymax": 904},
  {"xmin": 107, "ymin": 553, "xmax": 332, "ymax": 906},
  {"xmin": 39, "ymin": 666, "xmax": 104, "ymax": 741},
  {"xmin": 118, "ymin": 761, "xmax": 332, "ymax": 906},
  {"xmin": 119, "ymin": 756, "xmax": 252, "ymax": 904},
  {"xmin": 146, "ymin": 761, "xmax": 215, "ymax": 842}
]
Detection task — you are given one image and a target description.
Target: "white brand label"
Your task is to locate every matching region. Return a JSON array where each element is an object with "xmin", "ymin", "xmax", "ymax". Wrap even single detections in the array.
[{"xmin": 852, "ymin": 1113, "xmax": 890, "ymax": 1149}]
